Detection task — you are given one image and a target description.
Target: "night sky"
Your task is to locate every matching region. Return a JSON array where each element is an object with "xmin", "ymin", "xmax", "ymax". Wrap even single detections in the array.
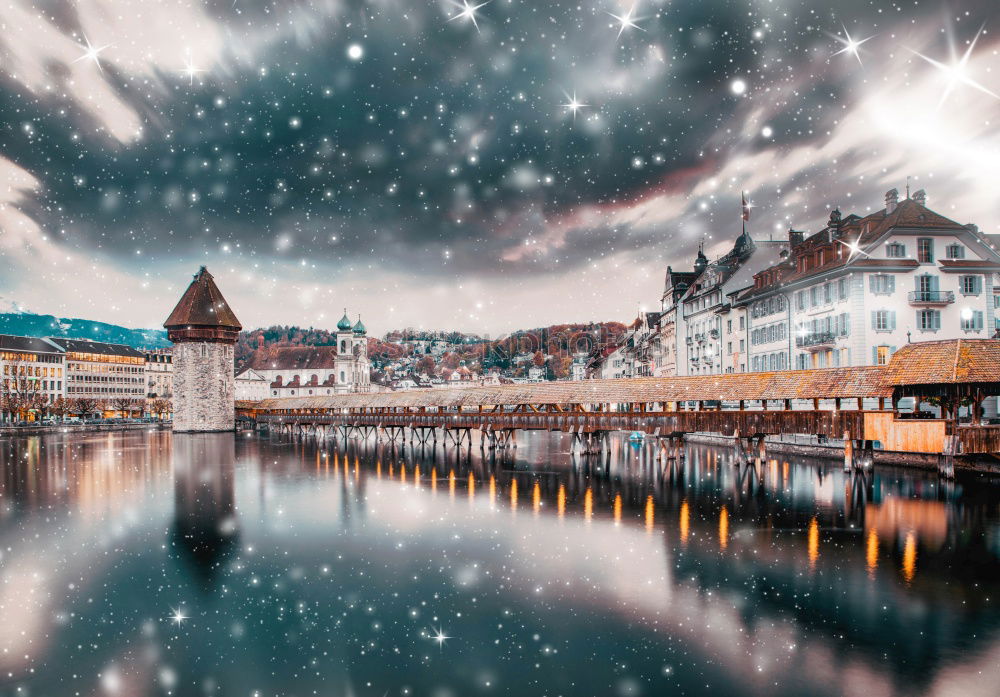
[{"xmin": 0, "ymin": 0, "xmax": 997, "ymax": 335}]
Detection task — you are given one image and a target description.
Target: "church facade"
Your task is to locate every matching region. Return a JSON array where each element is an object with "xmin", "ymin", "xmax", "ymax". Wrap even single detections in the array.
[{"xmin": 241, "ymin": 311, "xmax": 371, "ymax": 397}]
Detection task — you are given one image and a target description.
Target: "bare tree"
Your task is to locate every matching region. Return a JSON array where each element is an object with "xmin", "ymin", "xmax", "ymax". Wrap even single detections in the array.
[
  {"xmin": 151, "ymin": 398, "xmax": 172, "ymax": 420},
  {"xmin": 49, "ymin": 397, "xmax": 70, "ymax": 421},
  {"xmin": 70, "ymin": 397, "xmax": 100, "ymax": 419},
  {"xmin": 1, "ymin": 358, "xmax": 46, "ymax": 422},
  {"xmin": 111, "ymin": 396, "xmax": 141, "ymax": 418}
]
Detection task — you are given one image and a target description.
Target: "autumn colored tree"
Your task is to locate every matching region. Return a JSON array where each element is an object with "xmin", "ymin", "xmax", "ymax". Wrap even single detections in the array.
[
  {"xmin": 151, "ymin": 398, "xmax": 172, "ymax": 419},
  {"xmin": 416, "ymin": 356, "xmax": 436, "ymax": 375},
  {"xmin": 532, "ymin": 350, "xmax": 546, "ymax": 367}
]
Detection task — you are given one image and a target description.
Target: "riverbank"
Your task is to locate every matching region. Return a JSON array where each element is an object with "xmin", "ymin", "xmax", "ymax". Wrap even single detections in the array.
[
  {"xmin": 683, "ymin": 432, "xmax": 1000, "ymax": 474},
  {"xmin": 0, "ymin": 422, "xmax": 172, "ymax": 437}
]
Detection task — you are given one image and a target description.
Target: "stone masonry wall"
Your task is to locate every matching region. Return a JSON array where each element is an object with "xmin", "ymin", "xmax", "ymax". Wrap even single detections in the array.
[{"xmin": 172, "ymin": 342, "xmax": 235, "ymax": 432}]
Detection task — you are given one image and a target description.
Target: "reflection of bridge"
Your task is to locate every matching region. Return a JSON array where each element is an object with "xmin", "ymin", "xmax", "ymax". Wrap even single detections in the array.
[
  {"xmin": 236, "ymin": 340, "xmax": 1000, "ymax": 477},
  {"xmin": 266, "ymin": 436, "xmax": 1000, "ymax": 693}
]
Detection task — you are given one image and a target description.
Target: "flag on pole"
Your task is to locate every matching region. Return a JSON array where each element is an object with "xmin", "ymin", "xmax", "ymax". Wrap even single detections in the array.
[{"xmin": 741, "ymin": 191, "xmax": 751, "ymax": 221}]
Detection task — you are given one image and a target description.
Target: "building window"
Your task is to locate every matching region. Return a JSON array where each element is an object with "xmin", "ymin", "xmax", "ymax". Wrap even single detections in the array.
[
  {"xmin": 869, "ymin": 274, "xmax": 895, "ymax": 295},
  {"xmin": 886, "ymin": 242, "xmax": 906, "ymax": 258},
  {"xmin": 917, "ymin": 238, "xmax": 934, "ymax": 263},
  {"xmin": 871, "ymin": 310, "xmax": 895, "ymax": 331},
  {"xmin": 875, "ymin": 345, "xmax": 891, "ymax": 366},
  {"xmin": 946, "ymin": 244, "xmax": 965, "ymax": 259},
  {"xmin": 960, "ymin": 275, "xmax": 982, "ymax": 295},
  {"xmin": 961, "ymin": 310, "xmax": 984, "ymax": 332},
  {"xmin": 838, "ymin": 278, "xmax": 848, "ymax": 300},
  {"xmin": 917, "ymin": 309, "xmax": 941, "ymax": 331}
]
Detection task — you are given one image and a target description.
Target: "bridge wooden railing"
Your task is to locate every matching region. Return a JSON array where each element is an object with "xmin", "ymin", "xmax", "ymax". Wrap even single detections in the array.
[{"xmin": 252, "ymin": 409, "xmax": 872, "ymax": 440}]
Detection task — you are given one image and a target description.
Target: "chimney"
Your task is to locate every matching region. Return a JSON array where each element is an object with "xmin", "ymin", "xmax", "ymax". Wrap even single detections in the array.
[
  {"xmin": 788, "ymin": 227, "xmax": 804, "ymax": 247},
  {"xmin": 911, "ymin": 189, "xmax": 926, "ymax": 206},
  {"xmin": 884, "ymin": 188, "xmax": 899, "ymax": 214}
]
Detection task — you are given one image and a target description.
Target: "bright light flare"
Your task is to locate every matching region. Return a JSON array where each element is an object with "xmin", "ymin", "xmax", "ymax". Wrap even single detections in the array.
[{"xmin": 448, "ymin": 0, "xmax": 490, "ymax": 32}]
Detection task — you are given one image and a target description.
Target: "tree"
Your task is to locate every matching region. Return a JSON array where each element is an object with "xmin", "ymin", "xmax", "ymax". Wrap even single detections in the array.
[
  {"xmin": 49, "ymin": 397, "xmax": 70, "ymax": 421},
  {"xmin": 70, "ymin": 397, "xmax": 100, "ymax": 418},
  {"xmin": 112, "ymin": 396, "xmax": 141, "ymax": 417},
  {"xmin": 441, "ymin": 352, "xmax": 460, "ymax": 370},
  {"xmin": 416, "ymin": 355, "xmax": 436, "ymax": 375},
  {"xmin": 151, "ymin": 398, "xmax": 172, "ymax": 420},
  {"xmin": 532, "ymin": 350, "xmax": 546, "ymax": 368},
  {"xmin": 1, "ymin": 358, "xmax": 46, "ymax": 421}
]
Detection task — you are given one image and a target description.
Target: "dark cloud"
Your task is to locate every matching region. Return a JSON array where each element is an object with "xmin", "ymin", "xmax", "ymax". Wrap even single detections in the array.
[{"xmin": 1, "ymin": 0, "xmax": 999, "ymax": 331}]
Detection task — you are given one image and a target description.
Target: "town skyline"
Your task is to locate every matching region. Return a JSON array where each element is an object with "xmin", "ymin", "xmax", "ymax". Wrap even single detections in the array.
[{"xmin": 1, "ymin": 1, "xmax": 999, "ymax": 335}]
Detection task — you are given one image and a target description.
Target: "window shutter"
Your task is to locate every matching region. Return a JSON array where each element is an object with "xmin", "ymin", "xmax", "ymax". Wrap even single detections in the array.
[
  {"xmin": 869, "ymin": 275, "xmax": 876, "ymax": 293},
  {"xmin": 934, "ymin": 311, "xmax": 941, "ymax": 330},
  {"xmin": 889, "ymin": 311, "xmax": 896, "ymax": 330},
  {"xmin": 887, "ymin": 276, "xmax": 895, "ymax": 293},
  {"xmin": 890, "ymin": 346, "xmax": 897, "ymax": 357},
  {"xmin": 870, "ymin": 311, "xmax": 877, "ymax": 330},
  {"xmin": 930, "ymin": 275, "xmax": 940, "ymax": 292},
  {"xmin": 872, "ymin": 346, "xmax": 878, "ymax": 364},
  {"xmin": 975, "ymin": 276, "xmax": 983, "ymax": 294}
]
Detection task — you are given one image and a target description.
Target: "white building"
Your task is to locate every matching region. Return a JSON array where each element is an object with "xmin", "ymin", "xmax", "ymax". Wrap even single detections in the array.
[
  {"xmin": 0, "ymin": 334, "xmax": 65, "ymax": 421},
  {"xmin": 677, "ymin": 231, "xmax": 787, "ymax": 376},
  {"xmin": 736, "ymin": 189, "xmax": 1000, "ymax": 371},
  {"xmin": 145, "ymin": 348, "xmax": 173, "ymax": 398},
  {"xmin": 234, "ymin": 367, "xmax": 269, "ymax": 401},
  {"xmin": 247, "ymin": 311, "xmax": 371, "ymax": 397},
  {"xmin": 46, "ymin": 337, "xmax": 146, "ymax": 403}
]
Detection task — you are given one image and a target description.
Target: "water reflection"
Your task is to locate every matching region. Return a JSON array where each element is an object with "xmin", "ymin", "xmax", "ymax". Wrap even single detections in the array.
[
  {"xmin": 170, "ymin": 436, "xmax": 239, "ymax": 588},
  {"xmin": 0, "ymin": 430, "xmax": 997, "ymax": 697}
]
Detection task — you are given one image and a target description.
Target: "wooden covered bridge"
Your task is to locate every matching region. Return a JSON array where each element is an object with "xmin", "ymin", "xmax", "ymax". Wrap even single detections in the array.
[{"xmin": 236, "ymin": 339, "xmax": 1000, "ymax": 476}]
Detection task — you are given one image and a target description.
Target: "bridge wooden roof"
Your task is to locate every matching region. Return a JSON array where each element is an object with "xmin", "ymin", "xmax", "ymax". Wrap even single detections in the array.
[
  {"xmin": 253, "ymin": 366, "xmax": 890, "ymax": 410},
  {"xmin": 881, "ymin": 339, "xmax": 1000, "ymax": 386}
]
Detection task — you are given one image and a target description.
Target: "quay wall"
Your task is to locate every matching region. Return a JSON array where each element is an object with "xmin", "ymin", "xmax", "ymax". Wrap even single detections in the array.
[{"xmin": 0, "ymin": 422, "xmax": 172, "ymax": 437}]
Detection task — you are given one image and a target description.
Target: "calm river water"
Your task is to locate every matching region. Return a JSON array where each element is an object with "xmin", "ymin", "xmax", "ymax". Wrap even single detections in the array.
[{"xmin": 0, "ymin": 430, "xmax": 998, "ymax": 697}]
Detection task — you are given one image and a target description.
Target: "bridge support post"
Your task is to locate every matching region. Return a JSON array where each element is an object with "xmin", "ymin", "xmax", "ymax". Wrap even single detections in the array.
[
  {"xmin": 939, "ymin": 434, "xmax": 957, "ymax": 479},
  {"xmin": 755, "ymin": 436, "xmax": 766, "ymax": 467},
  {"xmin": 733, "ymin": 429, "xmax": 749, "ymax": 467},
  {"xmin": 843, "ymin": 432, "xmax": 854, "ymax": 472}
]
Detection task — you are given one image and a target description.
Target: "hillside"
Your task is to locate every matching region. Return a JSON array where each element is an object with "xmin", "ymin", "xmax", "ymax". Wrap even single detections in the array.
[{"xmin": 0, "ymin": 312, "xmax": 170, "ymax": 349}]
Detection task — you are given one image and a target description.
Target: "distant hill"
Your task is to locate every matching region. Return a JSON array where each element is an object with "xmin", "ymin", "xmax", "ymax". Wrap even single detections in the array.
[{"xmin": 0, "ymin": 312, "xmax": 170, "ymax": 349}]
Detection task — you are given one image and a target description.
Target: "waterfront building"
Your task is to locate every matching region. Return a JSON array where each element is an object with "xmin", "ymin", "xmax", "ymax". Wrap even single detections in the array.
[
  {"xmin": 164, "ymin": 267, "xmax": 242, "ymax": 432},
  {"xmin": 736, "ymin": 189, "xmax": 1000, "ymax": 371},
  {"xmin": 677, "ymin": 232, "xmax": 788, "ymax": 376},
  {"xmin": 145, "ymin": 348, "xmax": 173, "ymax": 398},
  {"xmin": 245, "ymin": 311, "xmax": 371, "ymax": 397},
  {"xmin": 0, "ymin": 334, "xmax": 65, "ymax": 421},
  {"xmin": 45, "ymin": 337, "xmax": 145, "ymax": 404},
  {"xmin": 234, "ymin": 367, "xmax": 270, "ymax": 401},
  {"xmin": 654, "ymin": 266, "xmax": 698, "ymax": 377}
]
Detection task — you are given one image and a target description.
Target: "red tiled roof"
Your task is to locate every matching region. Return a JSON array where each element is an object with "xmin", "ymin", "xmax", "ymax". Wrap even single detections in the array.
[
  {"xmin": 938, "ymin": 259, "xmax": 1000, "ymax": 269},
  {"xmin": 881, "ymin": 339, "xmax": 1000, "ymax": 385},
  {"xmin": 738, "ymin": 198, "xmax": 970, "ymax": 303},
  {"xmin": 164, "ymin": 267, "xmax": 242, "ymax": 330},
  {"xmin": 249, "ymin": 345, "xmax": 338, "ymax": 371}
]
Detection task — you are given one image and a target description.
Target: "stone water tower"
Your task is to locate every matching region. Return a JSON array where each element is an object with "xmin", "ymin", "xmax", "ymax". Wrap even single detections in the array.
[{"xmin": 164, "ymin": 267, "xmax": 242, "ymax": 432}]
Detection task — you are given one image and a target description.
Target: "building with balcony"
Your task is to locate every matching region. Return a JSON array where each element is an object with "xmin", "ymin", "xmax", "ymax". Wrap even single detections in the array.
[
  {"xmin": 735, "ymin": 188, "xmax": 1000, "ymax": 371},
  {"xmin": 677, "ymin": 230, "xmax": 787, "ymax": 376}
]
